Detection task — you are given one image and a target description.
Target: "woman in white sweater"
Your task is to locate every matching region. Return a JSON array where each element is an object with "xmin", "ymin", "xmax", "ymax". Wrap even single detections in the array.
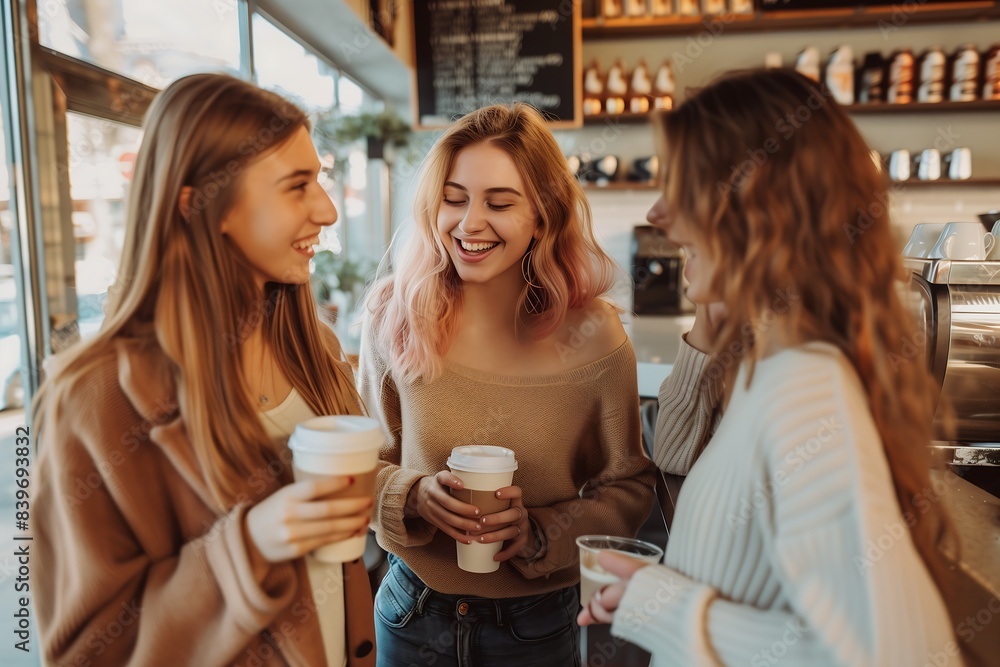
[{"xmin": 578, "ymin": 68, "xmax": 964, "ymax": 666}]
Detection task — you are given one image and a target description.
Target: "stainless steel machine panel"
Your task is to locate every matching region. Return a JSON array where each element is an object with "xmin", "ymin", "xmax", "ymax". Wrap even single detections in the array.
[
  {"xmin": 904, "ymin": 259, "xmax": 1000, "ymax": 448},
  {"xmin": 939, "ymin": 285, "xmax": 1000, "ymax": 442}
]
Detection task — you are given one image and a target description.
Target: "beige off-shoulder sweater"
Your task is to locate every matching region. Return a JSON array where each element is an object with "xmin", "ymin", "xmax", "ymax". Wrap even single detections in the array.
[{"xmin": 359, "ymin": 318, "xmax": 657, "ymax": 599}]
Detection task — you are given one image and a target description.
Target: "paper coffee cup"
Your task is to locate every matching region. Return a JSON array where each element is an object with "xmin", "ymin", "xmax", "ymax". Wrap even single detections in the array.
[
  {"xmin": 288, "ymin": 416, "xmax": 383, "ymax": 563},
  {"xmin": 447, "ymin": 446, "xmax": 518, "ymax": 573}
]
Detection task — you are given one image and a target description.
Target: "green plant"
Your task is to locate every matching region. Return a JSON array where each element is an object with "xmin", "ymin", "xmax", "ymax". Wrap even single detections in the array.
[
  {"xmin": 310, "ymin": 249, "xmax": 374, "ymax": 305},
  {"xmin": 313, "ymin": 109, "xmax": 411, "ymax": 168}
]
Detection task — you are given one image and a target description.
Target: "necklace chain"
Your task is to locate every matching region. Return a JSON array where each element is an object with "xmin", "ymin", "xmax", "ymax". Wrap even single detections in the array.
[{"xmin": 258, "ymin": 337, "xmax": 273, "ymax": 406}]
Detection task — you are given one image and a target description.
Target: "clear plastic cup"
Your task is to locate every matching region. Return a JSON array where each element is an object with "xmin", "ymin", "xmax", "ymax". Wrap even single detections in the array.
[{"xmin": 576, "ymin": 535, "xmax": 664, "ymax": 606}]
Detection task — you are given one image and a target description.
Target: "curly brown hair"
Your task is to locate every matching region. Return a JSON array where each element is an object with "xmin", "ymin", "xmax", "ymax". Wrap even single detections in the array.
[{"xmin": 653, "ymin": 67, "xmax": 957, "ymax": 619}]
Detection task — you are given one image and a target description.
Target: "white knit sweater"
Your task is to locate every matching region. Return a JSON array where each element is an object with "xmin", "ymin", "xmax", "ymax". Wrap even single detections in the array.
[{"xmin": 612, "ymin": 340, "xmax": 960, "ymax": 666}]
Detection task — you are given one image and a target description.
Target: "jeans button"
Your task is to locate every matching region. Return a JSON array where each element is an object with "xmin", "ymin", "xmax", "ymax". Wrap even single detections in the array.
[{"xmin": 458, "ymin": 602, "xmax": 469, "ymax": 616}]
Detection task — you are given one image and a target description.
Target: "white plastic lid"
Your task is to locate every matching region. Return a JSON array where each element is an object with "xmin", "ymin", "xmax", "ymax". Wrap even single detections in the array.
[
  {"xmin": 447, "ymin": 445, "xmax": 518, "ymax": 473},
  {"xmin": 289, "ymin": 416, "xmax": 383, "ymax": 453}
]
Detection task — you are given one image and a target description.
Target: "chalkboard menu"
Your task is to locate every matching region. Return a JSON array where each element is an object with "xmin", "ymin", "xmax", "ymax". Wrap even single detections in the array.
[{"xmin": 412, "ymin": 1, "xmax": 581, "ymax": 128}]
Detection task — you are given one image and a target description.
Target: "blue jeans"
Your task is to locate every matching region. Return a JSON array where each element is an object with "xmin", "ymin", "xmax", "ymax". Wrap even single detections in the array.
[{"xmin": 374, "ymin": 554, "xmax": 581, "ymax": 667}]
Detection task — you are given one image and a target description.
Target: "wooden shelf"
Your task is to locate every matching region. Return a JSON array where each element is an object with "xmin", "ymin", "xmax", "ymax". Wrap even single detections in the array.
[
  {"xmin": 892, "ymin": 178, "xmax": 1000, "ymax": 187},
  {"xmin": 847, "ymin": 100, "xmax": 1000, "ymax": 114},
  {"xmin": 581, "ymin": 178, "xmax": 1000, "ymax": 191},
  {"xmin": 581, "ymin": 2, "xmax": 1000, "ymax": 38},
  {"xmin": 582, "ymin": 112, "xmax": 658, "ymax": 124},
  {"xmin": 580, "ymin": 100, "xmax": 1000, "ymax": 126},
  {"xmin": 582, "ymin": 182, "xmax": 657, "ymax": 191}
]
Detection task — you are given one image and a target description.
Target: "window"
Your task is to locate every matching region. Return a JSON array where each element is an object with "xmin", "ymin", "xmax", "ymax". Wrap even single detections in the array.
[
  {"xmin": 65, "ymin": 114, "xmax": 142, "ymax": 336},
  {"xmin": 0, "ymin": 97, "xmax": 24, "ymax": 413},
  {"xmin": 252, "ymin": 13, "xmax": 337, "ymax": 111},
  {"xmin": 38, "ymin": 0, "xmax": 241, "ymax": 88}
]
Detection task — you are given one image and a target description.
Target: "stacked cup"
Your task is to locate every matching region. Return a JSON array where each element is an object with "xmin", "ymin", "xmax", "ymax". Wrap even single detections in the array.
[{"xmin": 903, "ymin": 222, "xmax": 997, "ymax": 261}]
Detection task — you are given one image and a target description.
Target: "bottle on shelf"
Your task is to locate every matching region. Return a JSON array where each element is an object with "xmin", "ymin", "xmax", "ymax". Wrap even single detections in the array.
[
  {"xmin": 857, "ymin": 51, "xmax": 885, "ymax": 104},
  {"xmin": 630, "ymin": 61, "xmax": 653, "ymax": 113},
  {"xmin": 606, "ymin": 60, "xmax": 629, "ymax": 114},
  {"xmin": 916, "ymin": 47, "xmax": 946, "ymax": 104},
  {"xmin": 603, "ymin": 0, "xmax": 625, "ymax": 18},
  {"xmin": 949, "ymin": 45, "xmax": 980, "ymax": 102},
  {"xmin": 984, "ymin": 45, "xmax": 1000, "ymax": 101},
  {"xmin": 886, "ymin": 49, "xmax": 915, "ymax": 104},
  {"xmin": 731, "ymin": 0, "xmax": 754, "ymax": 14},
  {"xmin": 583, "ymin": 60, "xmax": 605, "ymax": 115},
  {"xmin": 702, "ymin": 0, "xmax": 726, "ymax": 15},
  {"xmin": 651, "ymin": 0, "xmax": 674, "ymax": 16},
  {"xmin": 795, "ymin": 47, "xmax": 821, "ymax": 82},
  {"xmin": 825, "ymin": 45, "xmax": 855, "ymax": 106},
  {"xmin": 652, "ymin": 60, "xmax": 676, "ymax": 110},
  {"xmin": 678, "ymin": 0, "xmax": 699, "ymax": 17},
  {"xmin": 627, "ymin": 0, "xmax": 649, "ymax": 16}
]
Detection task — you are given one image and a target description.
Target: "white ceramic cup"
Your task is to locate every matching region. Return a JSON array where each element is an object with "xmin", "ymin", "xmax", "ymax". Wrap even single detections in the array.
[
  {"xmin": 902, "ymin": 222, "xmax": 946, "ymax": 258},
  {"xmin": 447, "ymin": 446, "xmax": 518, "ymax": 573},
  {"xmin": 947, "ymin": 147, "xmax": 972, "ymax": 180},
  {"xmin": 918, "ymin": 148, "xmax": 941, "ymax": 181},
  {"xmin": 889, "ymin": 149, "xmax": 910, "ymax": 181},
  {"xmin": 990, "ymin": 220, "xmax": 1000, "ymax": 260},
  {"xmin": 929, "ymin": 221, "xmax": 997, "ymax": 261},
  {"xmin": 288, "ymin": 416, "xmax": 383, "ymax": 562}
]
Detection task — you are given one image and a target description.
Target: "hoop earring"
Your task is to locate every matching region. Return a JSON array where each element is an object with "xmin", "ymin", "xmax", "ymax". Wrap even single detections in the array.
[{"xmin": 521, "ymin": 249, "xmax": 545, "ymax": 314}]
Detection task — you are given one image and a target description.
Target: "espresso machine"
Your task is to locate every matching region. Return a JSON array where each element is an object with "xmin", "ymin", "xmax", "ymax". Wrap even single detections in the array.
[
  {"xmin": 631, "ymin": 225, "xmax": 691, "ymax": 315},
  {"xmin": 906, "ymin": 258, "xmax": 1000, "ymax": 463}
]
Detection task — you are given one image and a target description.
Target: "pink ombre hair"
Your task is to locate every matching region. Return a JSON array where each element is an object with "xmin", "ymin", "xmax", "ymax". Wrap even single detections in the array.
[{"xmin": 365, "ymin": 103, "xmax": 617, "ymax": 382}]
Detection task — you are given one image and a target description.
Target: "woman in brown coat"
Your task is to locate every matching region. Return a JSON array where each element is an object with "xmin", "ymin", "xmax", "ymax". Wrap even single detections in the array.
[{"xmin": 31, "ymin": 73, "xmax": 375, "ymax": 667}]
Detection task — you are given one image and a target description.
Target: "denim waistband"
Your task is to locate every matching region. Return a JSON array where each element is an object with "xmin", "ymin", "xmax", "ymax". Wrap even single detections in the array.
[{"xmin": 386, "ymin": 553, "xmax": 575, "ymax": 625}]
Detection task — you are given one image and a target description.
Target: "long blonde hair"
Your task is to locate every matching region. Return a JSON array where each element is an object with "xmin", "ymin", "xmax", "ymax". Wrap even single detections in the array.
[
  {"xmin": 654, "ymin": 68, "xmax": 956, "ymax": 608},
  {"xmin": 366, "ymin": 103, "xmax": 616, "ymax": 382},
  {"xmin": 34, "ymin": 73, "xmax": 359, "ymax": 510}
]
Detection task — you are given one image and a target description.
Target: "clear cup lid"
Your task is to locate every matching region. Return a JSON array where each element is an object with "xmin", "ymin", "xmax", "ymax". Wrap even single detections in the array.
[{"xmin": 447, "ymin": 445, "xmax": 518, "ymax": 473}]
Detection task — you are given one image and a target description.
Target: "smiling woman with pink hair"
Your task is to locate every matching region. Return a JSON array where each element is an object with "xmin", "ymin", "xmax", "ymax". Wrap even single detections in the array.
[{"xmin": 359, "ymin": 103, "xmax": 656, "ymax": 667}]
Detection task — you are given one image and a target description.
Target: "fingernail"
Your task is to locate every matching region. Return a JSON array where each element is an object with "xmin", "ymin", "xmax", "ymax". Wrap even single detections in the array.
[
  {"xmin": 495, "ymin": 491, "xmax": 502, "ymax": 498},
  {"xmin": 474, "ymin": 524, "xmax": 481, "ymax": 531},
  {"xmin": 474, "ymin": 508, "xmax": 480, "ymax": 516},
  {"xmin": 479, "ymin": 536, "xmax": 486, "ymax": 543},
  {"xmin": 467, "ymin": 539, "xmax": 473, "ymax": 545}
]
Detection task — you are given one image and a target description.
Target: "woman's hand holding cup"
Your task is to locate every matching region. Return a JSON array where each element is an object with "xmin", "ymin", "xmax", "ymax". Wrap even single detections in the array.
[
  {"xmin": 408, "ymin": 471, "xmax": 483, "ymax": 544},
  {"xmin": 477, "ymin": 485, "xmax": 532, "ymax": 562},
  {"xmin": 245, "ymin": 475, "xmax": 373, "ymax": 564}
]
